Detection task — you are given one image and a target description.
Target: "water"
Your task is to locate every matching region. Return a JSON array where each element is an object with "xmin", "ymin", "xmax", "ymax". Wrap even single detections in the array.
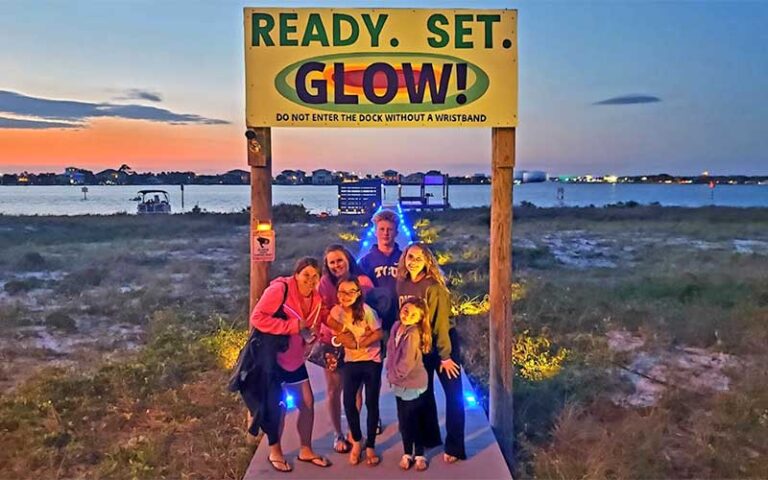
[{"xmin": 0, "ymin": 183, "xmax": 766, "ymax": 216}]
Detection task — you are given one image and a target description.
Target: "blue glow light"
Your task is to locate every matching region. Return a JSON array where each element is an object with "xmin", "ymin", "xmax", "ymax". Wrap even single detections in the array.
[
  {"xmin": 284, "ymin": 393, "xmax": 296, "ymax": 410},
  {"xmin": 464, "ymin": 393, "xmax": 479, "ymax": 408}
]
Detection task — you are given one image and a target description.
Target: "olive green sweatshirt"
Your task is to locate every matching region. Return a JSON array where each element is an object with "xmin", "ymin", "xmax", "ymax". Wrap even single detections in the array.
[{"xmin": 396, "ymin": 276, "xmax": 455, "ymax": 360}]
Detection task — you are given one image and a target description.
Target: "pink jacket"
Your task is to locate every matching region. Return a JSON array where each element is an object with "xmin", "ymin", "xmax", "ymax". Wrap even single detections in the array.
[
  {"xmin": 317, "ymin": 274, "xmax": 374, "ymax": 343},
  {"xmin": 250, "ymin": 276, "xmax": 322, "ymax": 372}
]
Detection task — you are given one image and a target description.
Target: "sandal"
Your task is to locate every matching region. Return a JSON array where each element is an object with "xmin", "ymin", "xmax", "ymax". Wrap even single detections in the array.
[
  {"xmin": 365, "ymin": 448, "xmax": 380, "ymax": 467},
  {"xmin": 268, "ymin": 456, "xmax": 292, "ymax": 473},
  {"xmin": 414, "ymin": 455, "xmax": 429, "ymax": 472},
  {"xmin": 399, "ymin": 454, "xmax": 414, "ymax": 470},
  {"xmin": 333, "ymin": 434, "xmax": 351, "ymax": 453},
  {"xmin": 297, "ymin": 455, "xmax": 331, "ymax": 468},
  {"xmin": 349, "ymin": 442, "xmax": 362, "ymax": 465}
]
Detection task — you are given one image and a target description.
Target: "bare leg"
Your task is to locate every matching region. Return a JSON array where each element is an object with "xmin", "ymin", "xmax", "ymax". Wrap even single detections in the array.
[
  {"xmin": 324, "ymin": 368, "xmax": 344, "ymax": 437},
  {"xmin": 285, "ymin": 380, "xmax": 317, "ymax": 459}
]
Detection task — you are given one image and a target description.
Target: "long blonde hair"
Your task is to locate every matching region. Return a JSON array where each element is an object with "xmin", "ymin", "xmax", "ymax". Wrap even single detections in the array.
[
  {"xmin": 399, "ymin": 297, "xmax": 432, "ymax": 355},
  {"xmin": 396, "ymin": 243, "xmax": 446, "ymax": 289}
]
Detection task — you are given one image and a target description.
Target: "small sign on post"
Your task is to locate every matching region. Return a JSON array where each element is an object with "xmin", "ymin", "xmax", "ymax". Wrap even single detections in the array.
[{"xmin": 252, "ymin": 222, "xmax": 275, "ymax": 262}]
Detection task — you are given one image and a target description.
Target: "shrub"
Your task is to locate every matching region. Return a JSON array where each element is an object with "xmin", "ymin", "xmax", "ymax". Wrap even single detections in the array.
[
  {"xmin": 45, "ymin": 311, "xmax": 77, "ymax": 333},
  {"xmin": 16, "ymin": 251, "xmax": 47, "ymax": 270},
  {"xmin": 272, "ymin": 203, "xmax": 310, "ymax": 223},
  {"xmin": 3, "ymin": 278, "xmax": 43, "ymax": 295}
]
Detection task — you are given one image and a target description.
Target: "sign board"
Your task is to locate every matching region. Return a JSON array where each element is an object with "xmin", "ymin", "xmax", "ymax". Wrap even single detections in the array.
[
  {"xmin": 244, "ymin": 8, "xmax": 517, "ymax": 128},
  {"xmin": 252, "ymin": 230, "xmax": 275, "ymax": 262}
]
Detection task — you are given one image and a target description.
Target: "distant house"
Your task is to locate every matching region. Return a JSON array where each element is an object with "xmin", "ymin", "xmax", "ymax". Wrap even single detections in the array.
[
  {"xmin": 334, "ymin": 171, "xmax": 359, "ymax": 183},
  {"xmin": 64, "ymin": 167, "xmax": 94, "ymax": 185},
  {"xmin": 382, "ymin": 169, "xmax": 400, "ymax": 184},
  {"xmin": 277, "ymin": 169, "xmax": 305, "ymax": 185},
  {"xmin": 311, "ymin": 169, "xmax": 333, "ymax": 185},
  {"xmin": 222, "ymin": 169, "xmax": 250, "ymax": 184},
  {"xmin": 95, "ymin": 169, "xmax": 127, "ymax": 185},
  {"xmin": 471, "ymin": 173, "xmax": 490, "ymax": 184},
  {"xmin": 402, "ymin": 172, "xmax": 424, "ymax": 184}
]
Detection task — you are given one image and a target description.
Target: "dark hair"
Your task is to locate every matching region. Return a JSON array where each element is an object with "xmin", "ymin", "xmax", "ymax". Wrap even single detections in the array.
[
  {"xmin": 293, "ymin": 256, "xmax": 321, "ymax": 276},
  {"xmin": 399, "ymin": 297, "xmax": 432, "ymax": 354},
  {"xmin": 322, "ymin": 244, "xmax": 364, "ymax": 284},
  {"xmin": 337, "ymin": 277, "xmax": 366, "ymax": 324}
]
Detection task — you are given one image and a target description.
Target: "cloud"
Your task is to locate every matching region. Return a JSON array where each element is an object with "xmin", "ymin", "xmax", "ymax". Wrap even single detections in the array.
[
  {"xmin": 115, "ymin": 89, "xmax": 163, "ymax": 102},
  {"xmin": 0, "ymin": 116, "xmax": 81, "ymax": 129},
  {"xmin": 0, "ymin": 90, "xmax": 229, "ymax": 128},
  {"xmin": 593, "ymin": 94, "xmax": 661, "ymax": 106}
]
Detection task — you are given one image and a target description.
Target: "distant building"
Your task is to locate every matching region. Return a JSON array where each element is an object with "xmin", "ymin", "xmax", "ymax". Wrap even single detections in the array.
[
  {"xmin": 382, "ymin": 169, "xmax": 400, "ymax": 184},
  {"xmin": 64, "ymin": 167, "xmax": 94, "ymax": 185},
  {"xmin": 311, "ymin": 169, "xmax": 333, "ymax": 185},
  {"xmin": 222, "ymin": 169, "xmax": 250, "ymax": 184},
  {"xmin": 402, "ymin": 172, "xmax": 424, "ymax": 184},
  {"xmin": 334, "ymin": 170, "xmax": 359, "ymax": 183},
  {"xmin": 95, "ymin": 169, "xmax": 127, "ymax": 185},
  {"xmin": 514, "ymin": 170, "xmax": 547, "ymax": 183},
  {"xmin": 471, "ymin": 173, "xmax": 490, "ymax": 184},
  {"xmin": 276, "ymin": 169, "xmax": 306, "ymax": 185}
]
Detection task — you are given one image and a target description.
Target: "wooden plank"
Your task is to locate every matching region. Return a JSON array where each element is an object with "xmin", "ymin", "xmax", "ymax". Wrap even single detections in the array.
[
  {"xmin": 490, "ymin": 127, "xmax": 515, "ymax": 466},
  {"xmin": 248, "ymin": 127, "xmax": 272, "ymax": 313},
  {"xmin": 244, "ymin": 363, "xmax": 512, "ymax": 479}
]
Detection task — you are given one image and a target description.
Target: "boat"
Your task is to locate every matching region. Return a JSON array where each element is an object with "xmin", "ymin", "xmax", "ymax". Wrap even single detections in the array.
[{"xmin": 135, "ymin": 189, "xmax": 172, "ymax": 214}]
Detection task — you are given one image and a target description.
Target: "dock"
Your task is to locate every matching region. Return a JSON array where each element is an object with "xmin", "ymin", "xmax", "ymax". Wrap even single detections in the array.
[{"xmin": 243, "ymin": 363, "xmax": 511, "ymax": 479}]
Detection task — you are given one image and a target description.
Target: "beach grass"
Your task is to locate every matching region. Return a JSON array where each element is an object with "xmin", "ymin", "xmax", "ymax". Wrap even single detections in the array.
[{"xmin": 1, "ymin": 206, "xmax": 767, "ymax": 478}]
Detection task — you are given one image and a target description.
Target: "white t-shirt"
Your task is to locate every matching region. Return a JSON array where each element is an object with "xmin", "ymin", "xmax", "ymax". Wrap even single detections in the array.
[{"xmin": 330, "ymin": 304, "xmax": 382, "ymax": 363}]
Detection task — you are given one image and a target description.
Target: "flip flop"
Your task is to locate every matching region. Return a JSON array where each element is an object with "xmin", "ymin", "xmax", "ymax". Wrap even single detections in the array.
[
  {"xmin": 297, "ymin": 455, "xmax": 332, "ymax": 468},
  {"xmin": 443, "ymin": 453, "xmax": 460, "ymax": 464},
  {"xmin": 399, "ymin": 454, "xmax": 414, "ymax": 470},
  {"xmin": 414, "ymin": 455, "xmax": 429, "ymax": 472},
  {"xmin": 268, "ymin": 456, "xmax": 292, "ymax": 473}
]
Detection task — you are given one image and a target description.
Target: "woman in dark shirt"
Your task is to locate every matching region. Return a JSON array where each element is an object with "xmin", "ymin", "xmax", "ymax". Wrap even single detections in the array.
[{"xmin": 395, "ymin": 243, "xmax": 466, "ymax": 463}]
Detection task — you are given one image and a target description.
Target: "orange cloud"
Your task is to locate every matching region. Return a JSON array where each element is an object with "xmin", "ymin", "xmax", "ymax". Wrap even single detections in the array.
[{"xmin": 0, "ymin": 119, "xmax": 244, "ymax": 173}]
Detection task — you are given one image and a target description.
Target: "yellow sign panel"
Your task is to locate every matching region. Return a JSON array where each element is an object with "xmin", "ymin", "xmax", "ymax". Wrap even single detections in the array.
[{"xmin": 244, "ymin": 8, "xmax": 517, "ymax": 128}]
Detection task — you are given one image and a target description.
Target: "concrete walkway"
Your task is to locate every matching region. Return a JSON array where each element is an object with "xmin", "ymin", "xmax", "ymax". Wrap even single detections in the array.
[{"xmin": 244, "ymin": 363, "xmax": 511, "ymax": 479}]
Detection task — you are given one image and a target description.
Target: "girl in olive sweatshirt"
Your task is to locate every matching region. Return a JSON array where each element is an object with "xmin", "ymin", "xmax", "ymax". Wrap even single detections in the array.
[{"xmin": 396, "ymin": 243, "xmax": 466, "ymax": 463}]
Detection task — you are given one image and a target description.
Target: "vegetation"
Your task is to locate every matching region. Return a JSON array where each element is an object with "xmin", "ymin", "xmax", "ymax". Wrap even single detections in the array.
[{"xmin": 1, "ymin": 206, "xmax": 767, "ymax": 478}]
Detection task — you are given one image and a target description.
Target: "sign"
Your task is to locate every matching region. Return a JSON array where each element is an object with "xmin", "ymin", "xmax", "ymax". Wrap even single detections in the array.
[
  {"xmin": 252, "ymin": 230, "xmax": 275, "ymax": 262},
  {"xmin": 244, "ymin": 8, "xmax": 517, "ymax": 128}
]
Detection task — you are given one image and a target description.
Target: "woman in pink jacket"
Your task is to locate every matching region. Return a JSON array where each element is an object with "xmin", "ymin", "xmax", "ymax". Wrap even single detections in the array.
[
  {"xmin": 250, "ymin": 257, "xmax": 330, "ymax": 472},
  {"xmin": 317, "ymin": 244, "xmax": 374, "ymax": 453}
]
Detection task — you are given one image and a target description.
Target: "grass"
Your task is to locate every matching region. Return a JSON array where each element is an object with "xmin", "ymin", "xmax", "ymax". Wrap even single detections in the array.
[
  {"xmin": 0, "ymin": 309, "xmax": 255, "ymax": 479},
  {"xmin": 1, "ymin": 206, "xmax": 767, "ymax": 479}
]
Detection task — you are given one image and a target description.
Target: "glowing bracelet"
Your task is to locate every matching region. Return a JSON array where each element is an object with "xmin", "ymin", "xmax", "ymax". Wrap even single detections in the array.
[{"xmin": 331, "ymin": 336, "xmax": 342, "ymax": 348}]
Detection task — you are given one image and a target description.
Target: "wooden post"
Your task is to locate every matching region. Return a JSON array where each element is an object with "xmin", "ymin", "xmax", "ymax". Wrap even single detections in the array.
[
  {"xmin": 490, "ymin": 127, "xmax": 515, "ymax": 466},
  {"xmin": 248, "ymin": 127, "xmax": 272, "ymax": 314}
]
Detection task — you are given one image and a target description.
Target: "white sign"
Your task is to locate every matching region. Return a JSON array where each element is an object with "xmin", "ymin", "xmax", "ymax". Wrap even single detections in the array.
[{"xmin": 252, "ymin": 230, "xmax": 275, "ymax": 262}]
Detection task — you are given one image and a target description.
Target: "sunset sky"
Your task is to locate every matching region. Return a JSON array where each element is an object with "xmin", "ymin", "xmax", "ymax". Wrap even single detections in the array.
[{"xmin": 1, "ymin": 0, "xmax": 766, "ymax": 176}]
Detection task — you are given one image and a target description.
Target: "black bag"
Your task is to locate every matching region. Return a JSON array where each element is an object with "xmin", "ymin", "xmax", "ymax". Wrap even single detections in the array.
[
  {"xmin": 228, "ymin": 282, "xmax": 289, "ymax": 392},
  {"xmin": 306, "ymin": 341, "xmax": 344, "ymax": 372}
]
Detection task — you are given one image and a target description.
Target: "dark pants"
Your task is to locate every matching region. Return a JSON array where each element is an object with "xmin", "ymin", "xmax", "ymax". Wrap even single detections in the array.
[
  {"xmin": 396, "ymin": 391, "xmax": 430, "ymax": 457},
  {"xmin": 343, "ymin": 360, "xmax": 382, "ymax": 448},
  {"xmin": 423, "ymin": 328, "xmax": 466, "ymax": 459}
]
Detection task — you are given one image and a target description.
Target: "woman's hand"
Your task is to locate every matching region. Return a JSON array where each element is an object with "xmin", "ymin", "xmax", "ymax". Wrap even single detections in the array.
[
  {"xmin": 439, "ymin": 358, "xmax": 461, "ymax": 379},
  {"xmin": 336, "ymin": 331, "xmax": 357, "ymax": 349}
]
